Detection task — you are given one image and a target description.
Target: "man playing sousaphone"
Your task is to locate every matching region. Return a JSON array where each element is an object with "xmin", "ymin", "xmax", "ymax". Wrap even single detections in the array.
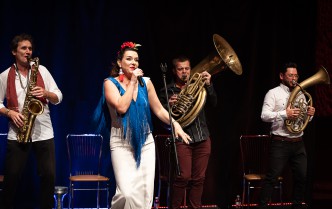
[
  {"xmin": 158, "ymin": 55, "xmax": 218, "ymax": 209},
  {"xmin": 158, "ymin": 34, "xmax": 242, "ymax": 209},
  {"xmin": 0, "ymin": 33, "xmax": 63, "ymax": 209}
]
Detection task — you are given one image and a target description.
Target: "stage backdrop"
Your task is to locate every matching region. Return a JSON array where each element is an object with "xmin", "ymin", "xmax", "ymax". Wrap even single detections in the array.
[{"xmin": 0, "ymin": 0, "xmax": 331, "ymax": 208}]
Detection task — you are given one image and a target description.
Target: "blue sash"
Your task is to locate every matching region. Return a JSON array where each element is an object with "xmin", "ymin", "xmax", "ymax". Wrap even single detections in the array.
[{"xmin": 92, "ymin": 77, "xmax": 153, "ymax": 167}]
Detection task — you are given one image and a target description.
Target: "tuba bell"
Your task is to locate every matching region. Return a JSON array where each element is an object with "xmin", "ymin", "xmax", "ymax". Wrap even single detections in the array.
[
  {"xmin": 285, "ymin": 66, "xmax": 330, "ymax": 133},
  {"xmin": 171, "ymin": 34, "xmax": 243, "ymax": 127}
]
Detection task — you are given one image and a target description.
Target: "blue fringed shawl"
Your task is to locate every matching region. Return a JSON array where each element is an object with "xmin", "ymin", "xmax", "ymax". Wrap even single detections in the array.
[{"xmin": 92, "ymin": 77, "xmax": 153, "ymax": 167}]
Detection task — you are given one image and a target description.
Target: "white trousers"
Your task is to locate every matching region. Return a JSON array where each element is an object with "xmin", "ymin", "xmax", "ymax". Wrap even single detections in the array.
[{"xmin": 110, "ymin": 128, "xmax": 155, "ymax": 209}]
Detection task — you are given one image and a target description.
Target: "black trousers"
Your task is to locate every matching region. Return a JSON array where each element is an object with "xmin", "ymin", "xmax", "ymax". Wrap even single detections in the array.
[
  {"xmin": 0, "ymin": 139, "xmax": 55, "ymax": 209},
  {"xmin": 259, "ymin": 139, "xmax": 307, "ymax": 208}
]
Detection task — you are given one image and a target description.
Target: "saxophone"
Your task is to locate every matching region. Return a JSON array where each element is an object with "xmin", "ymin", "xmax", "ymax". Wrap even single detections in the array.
[{"xmin": 17, "ymin": 57, "xmax": 44, "ymax": 143}]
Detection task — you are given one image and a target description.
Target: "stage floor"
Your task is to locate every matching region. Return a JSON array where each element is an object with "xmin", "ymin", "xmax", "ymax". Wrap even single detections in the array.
[{"xmin": 55, "ymin": 200, "xmax": 330, "ymax": 209}]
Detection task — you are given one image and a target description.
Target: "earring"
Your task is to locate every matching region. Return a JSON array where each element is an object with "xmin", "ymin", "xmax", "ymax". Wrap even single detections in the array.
[{"xmin": 119, "ymin": 68, "xmax": 124, "ymax": 82}]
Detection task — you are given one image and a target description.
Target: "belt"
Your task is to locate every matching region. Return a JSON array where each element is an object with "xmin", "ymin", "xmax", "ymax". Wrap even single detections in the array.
[{"xmin": 272, "ymin": 134, "xmax": 302, "ymax": 142}]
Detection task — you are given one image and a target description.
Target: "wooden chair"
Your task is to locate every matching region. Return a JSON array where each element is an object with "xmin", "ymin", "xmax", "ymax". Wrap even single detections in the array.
[
  {"xmin": 239, "ymin": 134, "xmax": 283, "ymax": 208},
  {"xmin": 66, "ymin": 134, "xmax": 110, "ymax": 209}
]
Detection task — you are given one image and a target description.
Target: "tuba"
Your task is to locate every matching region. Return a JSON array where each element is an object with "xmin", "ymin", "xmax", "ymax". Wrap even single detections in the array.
[
  {"xmin": 285, "ymin": 66, "xmax": 330, "ymax": 133},
  {"xmin": 17, "ymin": 57, "xmax": 44, "ymax": 143},
  {"xmin": 171, "ymin": 34, "xmax": 243, "ymax": 127}
]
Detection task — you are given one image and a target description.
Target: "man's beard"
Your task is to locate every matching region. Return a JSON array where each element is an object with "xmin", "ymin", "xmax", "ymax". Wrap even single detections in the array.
[{"xmin": 283, "ymin": 80, "xmax": 294, "ymax": 91}]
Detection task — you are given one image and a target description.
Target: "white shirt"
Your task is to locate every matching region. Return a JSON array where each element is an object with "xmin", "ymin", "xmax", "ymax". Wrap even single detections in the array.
[
  {"xmin": 261, "ymin": 83, "xmax": 308, "ymax": 138},
  {"xmin": 0, "ymin": 64, "xmax": 63, "ymax": 141}
]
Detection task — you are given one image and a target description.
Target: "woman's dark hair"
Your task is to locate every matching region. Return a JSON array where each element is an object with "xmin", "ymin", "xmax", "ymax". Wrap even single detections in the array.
[{"xmin": 110, "ymin": 42, "xmax": 140, "ymax": 77}]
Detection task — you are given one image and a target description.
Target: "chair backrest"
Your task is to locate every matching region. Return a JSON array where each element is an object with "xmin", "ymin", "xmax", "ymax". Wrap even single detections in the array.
[
  {"xmin": 66, "ymin": 134, "xmax": 103, "ymax": 176},
  {"xmin": 0, "ymin": 133, "xmax": 7, "ymax": 175},
  {"xmin": 240, "ymin": 134, "xmax": 271, "ymax": 176}
]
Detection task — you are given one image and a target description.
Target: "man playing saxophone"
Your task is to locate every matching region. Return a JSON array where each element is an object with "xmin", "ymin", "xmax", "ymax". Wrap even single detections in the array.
[
  {"xmin": 259, "ymin": 62, "xmax": 315, "ymax": 209},
  {"xmin": 0, "ymin": 33, "xmax": 63, "ymax": 209}
]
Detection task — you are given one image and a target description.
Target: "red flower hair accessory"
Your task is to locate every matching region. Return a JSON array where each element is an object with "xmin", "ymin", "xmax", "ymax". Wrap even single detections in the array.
[{"xmin": 118, "ymin": 42, "xmax": 141, "ymax": 55}]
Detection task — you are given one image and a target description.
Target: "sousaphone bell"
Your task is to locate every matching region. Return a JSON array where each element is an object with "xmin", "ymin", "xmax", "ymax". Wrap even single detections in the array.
[{"xmin": 172, "ymin": 34, "xmax": 243, "ymax": 127}]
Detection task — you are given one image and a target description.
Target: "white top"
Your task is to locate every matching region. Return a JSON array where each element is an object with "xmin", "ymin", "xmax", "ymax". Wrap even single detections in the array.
[
  {"xmin": 261, "ymin": 83, "xmax": 309, "ymax": 138},
  {"xmin": 0, "ymin": 64, "xmax": 63, "ymax": 141}
]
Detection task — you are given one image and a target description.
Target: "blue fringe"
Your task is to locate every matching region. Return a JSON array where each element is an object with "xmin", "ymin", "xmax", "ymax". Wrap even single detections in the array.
[
  {"xmin": 92, "ymin": 77, "xmax": 153, "ymax": 167},
  {"xmin": 92, "ymin": 82, "xmax": 111, "ymax": 140}
]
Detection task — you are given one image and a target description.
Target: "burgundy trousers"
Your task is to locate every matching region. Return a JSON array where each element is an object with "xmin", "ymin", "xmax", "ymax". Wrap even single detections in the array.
[{"xmin": 170, "ymin": 138, "xmax": 211, "ymax": 209}]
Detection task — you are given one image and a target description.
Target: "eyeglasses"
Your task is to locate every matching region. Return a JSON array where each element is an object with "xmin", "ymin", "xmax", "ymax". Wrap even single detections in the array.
[{"xmin": 285, "ymin": 74, "xmax": 299, "ymax": 79}]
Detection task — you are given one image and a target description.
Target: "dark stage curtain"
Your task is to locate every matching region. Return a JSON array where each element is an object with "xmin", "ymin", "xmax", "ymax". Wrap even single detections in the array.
[
  {"xmin": 0, "ymin": 0, "xmax": 331, "ymax": 208},
  {"xmin": 315, "ymin": 0, "xmax": 332, "ymax": 116}
]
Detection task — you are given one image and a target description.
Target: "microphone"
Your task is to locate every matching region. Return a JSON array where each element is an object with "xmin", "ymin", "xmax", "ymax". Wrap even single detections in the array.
[
  {"xmin": 160, "ymin": 63, "xmax": 167, "ymax": 73},
  {"xmin": 138, "ymin": 76, "xmax": 144, "ymax": 87},
  {"xmin": 135, "ymin": 68, "xmax": 144, "ymax": 87}
]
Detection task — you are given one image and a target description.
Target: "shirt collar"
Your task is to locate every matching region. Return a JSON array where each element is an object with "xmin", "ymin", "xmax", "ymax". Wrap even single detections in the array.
[{"xmin": 280, "ymin": 83, "xmax": 291, "ymax": 93}]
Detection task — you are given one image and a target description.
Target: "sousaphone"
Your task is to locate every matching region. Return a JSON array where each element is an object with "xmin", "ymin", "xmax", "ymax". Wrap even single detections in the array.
[{"xmin": 171, "ymin": 34, "xmax": 243, "ymax": 127}]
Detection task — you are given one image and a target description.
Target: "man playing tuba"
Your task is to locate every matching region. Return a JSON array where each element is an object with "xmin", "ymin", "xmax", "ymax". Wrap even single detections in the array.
[{"xmin": 158, "ymin": 55, "xmax": 217, "ymax": 209}]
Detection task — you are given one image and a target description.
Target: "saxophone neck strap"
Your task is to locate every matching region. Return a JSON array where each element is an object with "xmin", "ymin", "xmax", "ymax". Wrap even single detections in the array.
[
  {"xmin": 6, "ymin": 65, "xmax": 19, "ymax": 112},
  {"xmin": 6, "ymin": 64, "xmax": 47, "ymax": 113}
]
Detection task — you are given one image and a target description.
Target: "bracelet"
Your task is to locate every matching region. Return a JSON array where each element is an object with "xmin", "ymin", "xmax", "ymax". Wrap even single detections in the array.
[
  {"xmin": 5, "ymin": 108, "xmax": 10, "ymax": 116},
  {"xmin": 44, "ymin": 91, "xmax": 48, "ymax": 99}
]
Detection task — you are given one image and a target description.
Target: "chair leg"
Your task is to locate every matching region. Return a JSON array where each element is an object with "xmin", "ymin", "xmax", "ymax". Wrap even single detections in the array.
[
  {"xmin": 247, "ymin": 182, "xmax": 250, "ymax": 209},
  {"xmin": 107, "ymin": 183, "xmax": 110, "ymax": 209},
  {"xmin": 69, "ymin": 183, "xmax": 73, "ymax": 209},
  {"xmin": 97, "ymin": 190, "xmax": 100, "ymax": 209},
  {"xmin": 97, "ymin": 182, "xmax": 100, "ymax": 209},
  {"xmin": 157, "ymin": 178, "xmax": 161, "ymax": 204},
  {"xmin": 279, "ymin": 181, "xmax": 283, "ymax": 205},
  {"xmin": 166, "ymin": 182, "xmax": 170, "ymax": 207},
  {"xmin": 183, "ymin": 189, "xmax": 187, "ymax": 207},
  {"xmin": 242, "ymin": 179, "xmax": 246, "ymax": 207}
]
